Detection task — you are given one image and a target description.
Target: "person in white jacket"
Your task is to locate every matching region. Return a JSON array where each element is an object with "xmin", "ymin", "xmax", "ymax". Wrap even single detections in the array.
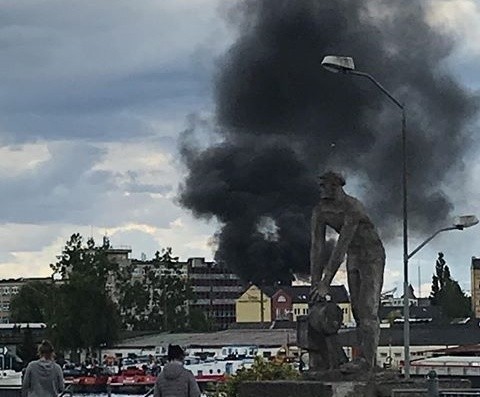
[
  {"xmin": 154, "ymin": 345, "xmax": 200, "ymax": 397},
  {"xmin": 21, "ymin": 340, "xmax": 64, "ymax": 397}
]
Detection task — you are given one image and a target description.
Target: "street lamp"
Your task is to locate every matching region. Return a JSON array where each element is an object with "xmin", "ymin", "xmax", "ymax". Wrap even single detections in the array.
[
  {"xmin": 321, "ymin": 54, "xmax": 409, "ymax": 376},
  {"xmin": 408, "ymin": 215, "xmax": 479, "ymax": 260},
  {"xmin": 321, "ymin": 55, "xmax": 479, "ymax": 378}
]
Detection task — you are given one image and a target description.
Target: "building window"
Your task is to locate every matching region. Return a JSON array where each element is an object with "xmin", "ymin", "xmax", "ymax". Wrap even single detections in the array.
[
  {"xmin": 2, "ymin": 287, "xmax": 10, "ymax": 296},
  {"xmin": 11, "ymin": 287, "xmax": 19, "ymax": 295},
  {"xmin": 277, "ymin": 295, "xmax": 286, "ymax": 303}
]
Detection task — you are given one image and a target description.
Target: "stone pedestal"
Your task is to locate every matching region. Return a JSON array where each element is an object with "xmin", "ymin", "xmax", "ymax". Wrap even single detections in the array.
[
  {"xmin": 239, "ymin": 380, "xmax": 334, "ymax": 397},
  {"xmin": 238, "ymin": 375, "xmax": 471, "ymax": 397}
]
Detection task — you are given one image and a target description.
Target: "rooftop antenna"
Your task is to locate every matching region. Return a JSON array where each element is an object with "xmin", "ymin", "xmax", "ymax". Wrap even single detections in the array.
[{"xmin": 417, "ymin": 263, "xmax": 421, "ymax": 298}]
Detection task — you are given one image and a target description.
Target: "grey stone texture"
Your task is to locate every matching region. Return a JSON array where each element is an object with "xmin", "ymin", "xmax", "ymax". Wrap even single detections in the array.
[
  {"xmin": 309, "ymin": 172, "xmax": 385, "ymax": 370},
  {"xmin": 238, "ymin": 377, "xmax": 471, "ymax": 397}
]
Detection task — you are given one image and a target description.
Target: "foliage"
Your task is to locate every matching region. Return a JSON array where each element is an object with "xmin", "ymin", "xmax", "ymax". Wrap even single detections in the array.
[
  {"xmin": 42, "ymin": 234, "xmax": 120, "ymax": 350},
  {"xmin": 11, "ymin": 281, "xmax": 55, "ymax": 323},
  {"xmin": 116, "ymin": 247, "xmax": 194, "ymax": 331},
  {"xmin": 430, "ymin": 252, "xmax": 471, "ymax": 319},
  {"xmin": 219, "ymin": 356, "xmax": 299, "ymax": 397},
  {"xmin": 17, "ymin": 326, "xmax": 37, "ymax": 364},
  {"xmin": 188, "ymin": 307, "xmax": 213, "ymax": 332},
  {"xmin": 386, "ymin": 309, "xmax": 402, "ymax": 326},
  {"xmin": 430, "ymin": 275, "xmax": 440, "ymax": 305},
  {"xmin": 437, "ymin": 279, "xmax": 471, "ymax": 319}
]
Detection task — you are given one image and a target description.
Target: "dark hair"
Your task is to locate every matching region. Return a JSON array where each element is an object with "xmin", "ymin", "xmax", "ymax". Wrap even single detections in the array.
[
  {"xmin": 167, "ymin": 345, "xmax": 185, "ymax": 361},
  {"xmin": 38, "ymin": 340, "xmax": 55, "ymax": 360}
]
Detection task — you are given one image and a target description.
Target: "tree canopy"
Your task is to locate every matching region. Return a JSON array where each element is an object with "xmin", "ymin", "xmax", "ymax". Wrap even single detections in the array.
[
  {"xmin": 430, "ymin": 252, "xmax": 470, "ymax": 319},
  {"xmin": 116, "ymin": 248, "xmax": 194, "ymax": 331}
]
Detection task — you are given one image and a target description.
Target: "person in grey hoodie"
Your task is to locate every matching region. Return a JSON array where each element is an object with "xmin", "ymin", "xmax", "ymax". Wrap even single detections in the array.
[
  {"xmin": 21, "ymin": 340, "xmax": 64, "ymax": 397},
  {"xmin": 154, "ymin": 345, "xmax": 200, "ymax": 397}
]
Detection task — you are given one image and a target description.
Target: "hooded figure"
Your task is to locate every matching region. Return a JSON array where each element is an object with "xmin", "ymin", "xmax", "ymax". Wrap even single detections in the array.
[
  {"xmin": 21, "ymin": 340, "xmax": 64, "ymax": 397},
  {"xmin": 154, "ymin": 345, "xmax": 200, "ymax": 397}
]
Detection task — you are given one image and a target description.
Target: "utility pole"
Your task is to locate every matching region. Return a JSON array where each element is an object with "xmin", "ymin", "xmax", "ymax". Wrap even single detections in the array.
[{"xmin": 260, "ymin": 285, "xmax": 264, "ymax": 323}]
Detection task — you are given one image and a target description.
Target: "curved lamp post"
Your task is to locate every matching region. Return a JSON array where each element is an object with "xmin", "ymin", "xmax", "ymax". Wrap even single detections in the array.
[{"xmin": 320, "ymin": 55, "xmax": 478, "ymax": 378}]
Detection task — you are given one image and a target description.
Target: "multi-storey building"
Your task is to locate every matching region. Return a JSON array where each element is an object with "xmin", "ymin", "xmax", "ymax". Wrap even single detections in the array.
[
  {"xmin": 471, "ymin": 257, "xmax": 480, "ymax": 318},
  {"xmin": 104, "ymin": 249, "xmax": 243, "ymax": 330},
  {"xmin": 0, "ymin": 277, "xmax": 52, "ymax": 323},
  {"xmin": 185, "ymin": 258, "xmax": 244, "ymax": 330}
]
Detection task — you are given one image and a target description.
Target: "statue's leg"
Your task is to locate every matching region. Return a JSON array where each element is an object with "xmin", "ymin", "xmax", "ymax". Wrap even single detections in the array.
[
  {"xmin": 346, "ymin": 266, "xmax": 363, "ymax": 349},
  {"xmin": 357, "ymin": 257, "xmax": 384, "ymax": 368}
]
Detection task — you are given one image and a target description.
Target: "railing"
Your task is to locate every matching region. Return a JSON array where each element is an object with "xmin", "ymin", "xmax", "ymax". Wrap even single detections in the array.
[
  {"xmin": 143, "ymin": 387, "xmax": 155, "ymax": 397},
  {"xmin": 59, "ymin": 384, "xmax": 73, "ymax": 397}
]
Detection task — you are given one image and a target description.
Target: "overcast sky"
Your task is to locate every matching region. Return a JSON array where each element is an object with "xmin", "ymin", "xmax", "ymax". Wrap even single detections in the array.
[{"xmin": 0, "ymin": 0, "xmax": 479, "ymax": 297}]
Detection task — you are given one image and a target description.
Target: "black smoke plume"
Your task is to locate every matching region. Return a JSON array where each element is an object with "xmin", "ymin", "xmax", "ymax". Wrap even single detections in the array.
[{"xmin": 179, "ymin": 0, "xmax": 478, "ymax": 283}]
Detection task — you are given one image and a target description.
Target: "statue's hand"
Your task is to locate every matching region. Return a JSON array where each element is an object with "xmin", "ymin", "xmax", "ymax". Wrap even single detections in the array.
[{"xmin": 310, "ymin": 281, "xmax": 330, "ymax": 304}]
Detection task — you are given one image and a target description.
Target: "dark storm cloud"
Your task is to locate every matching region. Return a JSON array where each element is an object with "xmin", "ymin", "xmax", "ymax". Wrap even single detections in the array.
[{"xmin": 180, "ymin": 0, "xmax": 479, "ymax": 283}]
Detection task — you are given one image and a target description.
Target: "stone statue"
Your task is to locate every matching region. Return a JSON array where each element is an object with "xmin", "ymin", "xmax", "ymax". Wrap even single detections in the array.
[{"xmin": 309, "ymin": 171, "xmax": 385, "ymax": 371}]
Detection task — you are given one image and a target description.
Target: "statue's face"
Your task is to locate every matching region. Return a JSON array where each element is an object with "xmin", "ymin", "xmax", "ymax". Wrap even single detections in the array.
[{"xmin": 319, "ymin": 179, "xmax": 341, "ymax": 200}]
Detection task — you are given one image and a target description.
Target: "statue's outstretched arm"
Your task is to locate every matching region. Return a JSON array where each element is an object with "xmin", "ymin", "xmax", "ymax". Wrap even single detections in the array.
[
  {"xmin": 310, "ymin": 207, "xmax": 326, "ymax": 286},
  {"xmin": 321, "ymin": 216, "xmax": 358, "ymax": 287}
]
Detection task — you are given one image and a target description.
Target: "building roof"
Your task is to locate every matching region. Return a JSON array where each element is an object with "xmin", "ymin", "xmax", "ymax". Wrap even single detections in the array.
[
  {"xmin": 472, "ymin": 257, "xmax": 480, "ymax": 270},
  {"xmin": 379, "ymin": 305, "xmax": 444, "ymax": 323},
  {"xmin": 118, "ymin": 328, "xmax": 296, "ymax": 348},
  {"xmin": 229, "ymin": 320, "xmax": 296, "ymax": 330},
  {"xmin": 240, "ymin": 284, "xmax": 349, "ymax": 303},
  {"xmin": 118, "ymin": 321, "xmax": 480, "ymax": 350},
  {"xmin": 238, "ymin": 284, "xmax": 277, "ymax": 298},
  {"xmin": 0, "ymin": 277, "xmax": 52, "ymax": 284},
  {"xmin": 284, "ymin": 285, "xmax": 349, "ymax": 304},
  {"xmin": 339, "ymin": 322, "xmax": 480, "ymax": 347}
]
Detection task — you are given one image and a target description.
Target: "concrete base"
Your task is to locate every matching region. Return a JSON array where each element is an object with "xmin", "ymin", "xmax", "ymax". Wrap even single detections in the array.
[
  {"xmin": 239, "ymin": 380, "xmax": 335, "ymax": 397},
  {"xmin": 238, "ymin": 376, "xmax": 471, "ymax": 397}
]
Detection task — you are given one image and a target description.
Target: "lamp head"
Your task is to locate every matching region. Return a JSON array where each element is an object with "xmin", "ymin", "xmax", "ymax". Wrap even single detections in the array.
[
  {"xmin": 453, "ymin": 215, "xmax": 479, "ymax": 230},
  {"xmin": 321, "ymin": 55, "xmax": 355, "ymax": 73}
]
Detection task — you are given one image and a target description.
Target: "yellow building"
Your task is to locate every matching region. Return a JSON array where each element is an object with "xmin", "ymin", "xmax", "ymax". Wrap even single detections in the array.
[
  {"xmin": 292, "ymin": 301, "xmax": 353, "ymax": 325},
  {"xmin": 472, "ymin": 257, "xmax": 480, "ymax": 318},
  {"xmin": 235, "ymin": 285, "xmax": 272, "ymax": 323},
  {"xmin": 235, "ymin": 284, "xmax": 352, "ymax": 325}
]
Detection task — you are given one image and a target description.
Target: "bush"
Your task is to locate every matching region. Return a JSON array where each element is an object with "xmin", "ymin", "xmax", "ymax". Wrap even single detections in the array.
[{"xmin": 219, "ymin": 356, "xmax": 300, "ymax": 397}]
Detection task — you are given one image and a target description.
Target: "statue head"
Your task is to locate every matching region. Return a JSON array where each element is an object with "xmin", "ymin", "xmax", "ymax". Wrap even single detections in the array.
[{"xmin": 318, "ymin": 171, "xmax": 345, "ymax": 201}]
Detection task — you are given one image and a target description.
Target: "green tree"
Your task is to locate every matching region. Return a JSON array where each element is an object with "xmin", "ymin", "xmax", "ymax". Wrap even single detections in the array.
[
  {"xmin": 430, "ymin": 252, "xmax": 471, "ymax": 319},
  {"xmin": 188, "ymin": 307, "xmax": 213, "ymax": 332},
  {"xmin": 430, "ymin": 275, "xmax": 440, "ymax": 304},
  {"xmin": 49, "ymin": 234, "xmax": 121, "ymax": 350},
  {"xmin": 10, "ymin": 281, "xmax": 55, "ymax": 323},
  {"xmin": 437, "ymin": 279, "xmax": 470, "ymax": 319},
  {"xmin": 221, "ymin": 356, "xmax": 299, "ymax": 397},
  {"xmin": 116, "ymin": 248, "xmax": 194, "ymax": 331},
  {"xmin": 17, "ymin": 326, "xmax": 37, "ymax": 364}
]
